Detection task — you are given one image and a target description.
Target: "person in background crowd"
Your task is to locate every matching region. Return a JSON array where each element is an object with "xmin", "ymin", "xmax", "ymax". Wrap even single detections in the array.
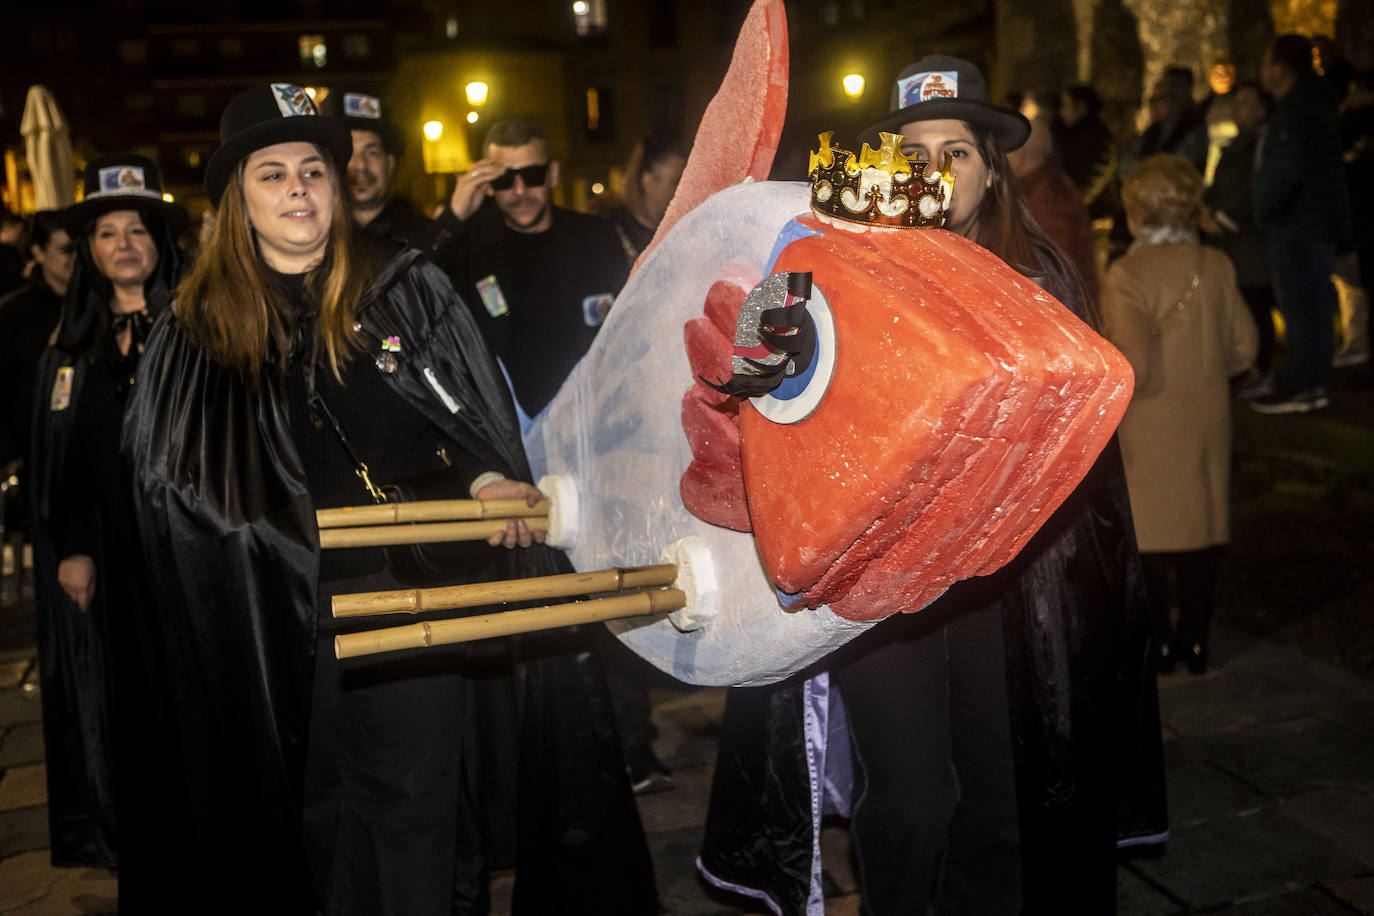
[
  {"xmin": 1204, "ymin": 81, "xmax": 1278, "ymax": 398},
  {"xmin": 1250, "ymin": 34, "xmax": 1353, "ymax": 413},
  {"xmin": 29, "ymin": 154, "xmax": 185, "ymax": 874},
  {"xmin": 0, "ymin": 207, "xmax": 26, "ymax": 296},
  {"xmin": 438, "ymin": 117, "xmax": 628, "ymax": 424},
  {"xmin": 1340, "ymin": 69, "xmax": 1374, "ymax": 370},
  {"xmin": 701, "ymin": 55, "xmax": 1164, "ymax": 916},
  {"xmin": 319, "ymin": 87, "xmax": 439, "ymax": 250},
  {"xmin": 1122, "ymin": 67, "xmax": 1209, "ymax": 177},
  {"xmin": 1053, "ymin": 84, "xmax": 1116, "ymax": 219},
  {"xmin": 442, "ymin": 117, "xmax": 673, "ymax": 792},
  {"xmin": 0, "ymin": 211, "xmax": 75, "ymax": 508},
  {"xmin": 1010, "ymin": 112, "xmax": 1100, "ymax": 307},
  {"xmin": 1102, "ymin": 154, "xmax": 1257, "ymax": 675},
  {"xmin": 604, "ymin": 133, "xmax": 688, "ymax": 263},
  {"xmin": 120, "ymin": 84, "xmax": 656, "ymax": 914}
]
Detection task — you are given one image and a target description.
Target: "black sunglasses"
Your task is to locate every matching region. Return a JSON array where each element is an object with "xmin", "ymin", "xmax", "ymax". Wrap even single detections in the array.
[{"xmin": 490, "ymin": 163, "xmax": 550, "ymax": 190}]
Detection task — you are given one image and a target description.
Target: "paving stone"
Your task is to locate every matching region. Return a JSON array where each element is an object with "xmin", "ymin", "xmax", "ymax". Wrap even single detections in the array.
[
  {"xmin": 1224, "ymin": 885, "xmax": 1366, "ymax": 914},
  {"xmin": 0, "ymin": 689, "xmax": 43, "ymax": 729},
  {"xmin": 1161, "ymin": 740, "xmax": 1274, "ymax": 827},
  {"xmin": 1158, "ymin": 639, "xmax": 1374, "ymax": 737},
  {"xmin": 654, "ymin": 687, "xmax": 726, "ymax": 771},
  {"xmin": 1116, "ymin": 864, "xmax": 1184, "ymax": 915},
  {"xmin": 0, "ymin": 722, "xmax": 45, "ymax": 769},
  {"xmin": 1281, "ymin": 788, "xmax": 1374, "ymax": 869},
  {"xmin": 0, "ymin": 850, "xmax": 116, "ymax": 916},
  {"xmin": 0, "ymin": 764, "xmax": 47, "ymax": 811},
  {"xmin": 0, "ymin": 658, "xmax": 29, "ymax": 689},
  {"xmin": 1327, "ymin": 875, "xmax": 1374, "ymax": 914},
  {"xmin": 1132, "ymin": 806, "xmax": 1367, "ymax": 909},
  {"xmin": 0, "ymin": 804, "xmax": 49, "ymax": 858},
  {"xmin": 1327, "ymin": 700, "xmax": 1374, "ymax": 741},
  {"xmin": 637, "ymin": 762, "xmax": 715, "ymax": 834},
  {"xmin": 1187, "ymin": 717, "xmax": 1374, "ymax": 799}
]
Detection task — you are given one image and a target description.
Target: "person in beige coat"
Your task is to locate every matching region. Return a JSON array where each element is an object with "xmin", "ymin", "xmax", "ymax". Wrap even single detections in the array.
[{"xmin": 1102, "ymin": 154, "xmax": 1258, "ymax": 674}]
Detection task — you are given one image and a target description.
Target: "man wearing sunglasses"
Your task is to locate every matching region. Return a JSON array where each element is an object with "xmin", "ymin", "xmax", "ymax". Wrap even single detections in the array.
[{"xmin": 436, "ymin": 117, "xmax": 629, "ymax": 422}]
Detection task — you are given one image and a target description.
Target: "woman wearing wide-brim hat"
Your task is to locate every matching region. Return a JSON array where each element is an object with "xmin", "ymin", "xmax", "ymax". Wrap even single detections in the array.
[
  {"xmin": 119, "ymin": 83, "xmax": 657, "ymax": 914},
  {"xmin": 29, "ymin": 152, "xmax": 185, "ymax": 871},
  {"xmin": 699, "ymin": 55, "xmax": 1166, "ymax": 915},
  {"xmin": 838, "ymin": 55, "xmax": 1164, "ymax": 914}
]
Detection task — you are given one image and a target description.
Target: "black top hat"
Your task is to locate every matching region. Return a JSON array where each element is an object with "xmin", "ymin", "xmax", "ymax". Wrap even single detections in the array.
[
  {"xmin": 59, "ymin": 152, "xmax": 188, "ymax": 237},
  {"xmin": 204, "ymin": 83, "xmax": 353, "ymax": 205},
  {"xmin": 860, "ymin": 55, "xmax": 1030, "ymax": 152},
  {"xmin": 317, "ymin": 89, "xmax": 406, "ymax": 158}
]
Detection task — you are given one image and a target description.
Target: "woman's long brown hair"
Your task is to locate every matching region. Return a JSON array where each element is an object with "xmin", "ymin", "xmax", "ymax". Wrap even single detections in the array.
[
  {"xmin": 962, "ymin": 124, "xmax": 1096, "ymax": 328},
  {"xmin": 175, "ymin": 146, "xmax": 368, "ymax": 382}
]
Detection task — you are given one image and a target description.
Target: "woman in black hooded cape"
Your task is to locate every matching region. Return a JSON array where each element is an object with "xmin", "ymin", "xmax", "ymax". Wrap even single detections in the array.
[
  {"xmin": 119, "ymin": 84, "xmax": 656, "ymax": 914},
  {"xmin": 30, "ymin": 153, "xmax": 185, "ymax": 869}
]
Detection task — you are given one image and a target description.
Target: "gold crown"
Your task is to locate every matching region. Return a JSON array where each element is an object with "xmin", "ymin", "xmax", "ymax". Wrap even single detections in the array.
[{"xmin": 808, "ymin": 131, "xmax": 953, "ymax": 230}]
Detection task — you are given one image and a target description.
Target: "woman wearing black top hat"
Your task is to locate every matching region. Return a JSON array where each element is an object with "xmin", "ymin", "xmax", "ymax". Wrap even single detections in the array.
[
  {"xmin": 699, "ymin": 56, "xmax": 1165, "ymax": 915},
  {"xmin": 121, "ymin": 84, "xmax": 656, "ymax": 914},
  {"xmin": 28, "ymin": 154, "xmax": 185, "ymax": 870}
]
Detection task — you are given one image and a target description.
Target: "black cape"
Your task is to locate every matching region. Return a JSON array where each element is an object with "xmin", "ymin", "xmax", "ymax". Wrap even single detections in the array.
[
  {"xmin": 29, "ymin": 223, "xmax": 180, "ymax": 870},
  {"xmin": 698, "ymin": 258, "xmax": 1167, "ymax": 915},
  {"xmin": 122, "ymin": 245, "xmax": 656, "ymax": 912}
]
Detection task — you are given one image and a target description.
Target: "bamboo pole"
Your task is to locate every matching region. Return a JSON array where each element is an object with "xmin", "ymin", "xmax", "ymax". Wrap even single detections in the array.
[
  {"xmin": 317, "ymin": 497, "xmax": 551, "ymax": 529},
  {"xmin": 334, "ymin": 588, "xmax": 686, "ymax": 659},
  {"xmin": 332, "ymin": 563, "xmax": 680, "ymax": 618},
  {"xmin": 319, "ymin": 518, "xmax": 550, "ymax": 549}
]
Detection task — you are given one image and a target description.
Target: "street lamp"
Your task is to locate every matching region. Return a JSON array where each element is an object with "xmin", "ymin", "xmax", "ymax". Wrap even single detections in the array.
[
  {"xmin": 423, "ymin": 120, "xmax": 444, "ymax": 141},
  {"xmin": 466, "ymin": 111, "xmax": 480, "ymax": 124},
  {"xmin": 465, "ymin": 81, "xmax": 489, "ymax": 107},
  {"xmin": 843, "ymin": 74, "xmax": 865, "ymax": 99}
]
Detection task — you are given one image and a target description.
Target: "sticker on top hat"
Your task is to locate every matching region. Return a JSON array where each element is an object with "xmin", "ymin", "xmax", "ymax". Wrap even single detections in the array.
[
  {"xmin": 344, "ymin": 93, "xmax": 382, "ymax": 120},
  {"xmin": 271, "ymin": 83, "xmax": 318, "ymax": 118},
  {"xmin": 98, "ymin": 166, "xmax": 146, "ymax": 194},
  {"xmin": 898, "ymin": 71, "xmax": 960, "ymax": 107}
]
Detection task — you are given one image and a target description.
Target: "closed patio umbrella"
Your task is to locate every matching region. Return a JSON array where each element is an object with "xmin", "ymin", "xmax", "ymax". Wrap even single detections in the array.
[{"xmin": 21, "ymin": 85, "xmax": 76, "ymax": 210}]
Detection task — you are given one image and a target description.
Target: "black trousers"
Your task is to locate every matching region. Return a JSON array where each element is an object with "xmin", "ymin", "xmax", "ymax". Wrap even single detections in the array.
[
  {"xmin": 1141, "ymin": 546, "xmax": 1224, "ymax": 649},
  {"xmin": 304, "ymin": 573, "xmax": 512, "ymax": 916},
  {"xmin": 836, "ymin": 602, "xmax": 1021, "ymax": 916}
]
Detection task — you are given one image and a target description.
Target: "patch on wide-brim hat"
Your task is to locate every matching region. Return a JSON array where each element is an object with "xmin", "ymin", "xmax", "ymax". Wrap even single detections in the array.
[
  {"xmin": 860, "ymin": 55, "xmax": 1030, "ymax": 152},
  {"xmin": 203, "ymin": 83, "xmax": 353, "ymax": 205},
  {"xmin": 317, "ymin": 89, "xmax": 407, "ymax": 158},
  {"xmin": 59, "ymin": 152, "xmax": 188, "ymax": 237}
]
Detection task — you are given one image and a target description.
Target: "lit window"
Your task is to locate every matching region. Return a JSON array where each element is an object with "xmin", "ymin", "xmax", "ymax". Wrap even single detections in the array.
[
  {"xmin": 586, "ymin": 88, "xmax": 601, "ymax": 131},
  {"xmin": 299, "ymin": 35, "xmax": 327, "ymax": 69}
]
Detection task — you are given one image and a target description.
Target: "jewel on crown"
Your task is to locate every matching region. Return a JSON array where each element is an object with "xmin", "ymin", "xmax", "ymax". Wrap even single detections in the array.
[{"xmin": 808, "ymin": 131, "xmax": 954, "ymax": 230}]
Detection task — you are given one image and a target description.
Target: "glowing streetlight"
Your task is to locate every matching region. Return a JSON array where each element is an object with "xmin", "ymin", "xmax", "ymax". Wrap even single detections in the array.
[
  {"xmin": 423, "ymin": 120, "xmax": 444, "ymax": 141},
  {"xmin": 842, "ymin": 73, "xmax": 865, "ymax": 99},
  {"xmin": 466, "ymin": 111, "xmax": 480, "ymax": 124},
  {"xmin": 465, "ymin": 81, "xmax": 489, "ymax": 106},
  {"xmin": 573, "ymin": 0, "xmax": 589, "ymax": 14},
  {"xmin": 591, "ymin": 181, "xmax": 605, "ymax": 195},
  {"xmin": 162, "ymin": 193, "xmax": 175, "ymax": 203}
]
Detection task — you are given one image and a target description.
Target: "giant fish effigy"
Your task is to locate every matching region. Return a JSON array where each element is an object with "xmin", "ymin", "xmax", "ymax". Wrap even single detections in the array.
[{"xmin": 515, "ymin": 0, "xmax": 1134, "ymax": 686}]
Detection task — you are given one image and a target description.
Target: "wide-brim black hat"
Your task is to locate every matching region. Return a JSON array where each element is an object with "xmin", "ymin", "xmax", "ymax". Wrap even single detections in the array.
[
  {"xmin": 59, "ymin": 152, "xmax": 189, "ymax": 237},
  {"xmin": 204, "ymin": 83, "xmax": 353, "ymax": 205},
  {"xmin": 317, "ymin": 89, "xmax": 406, "ymax": 158},
  {"xmin": 860, "ymin": 55, "xmax": 1030, "ymax": 152}
]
